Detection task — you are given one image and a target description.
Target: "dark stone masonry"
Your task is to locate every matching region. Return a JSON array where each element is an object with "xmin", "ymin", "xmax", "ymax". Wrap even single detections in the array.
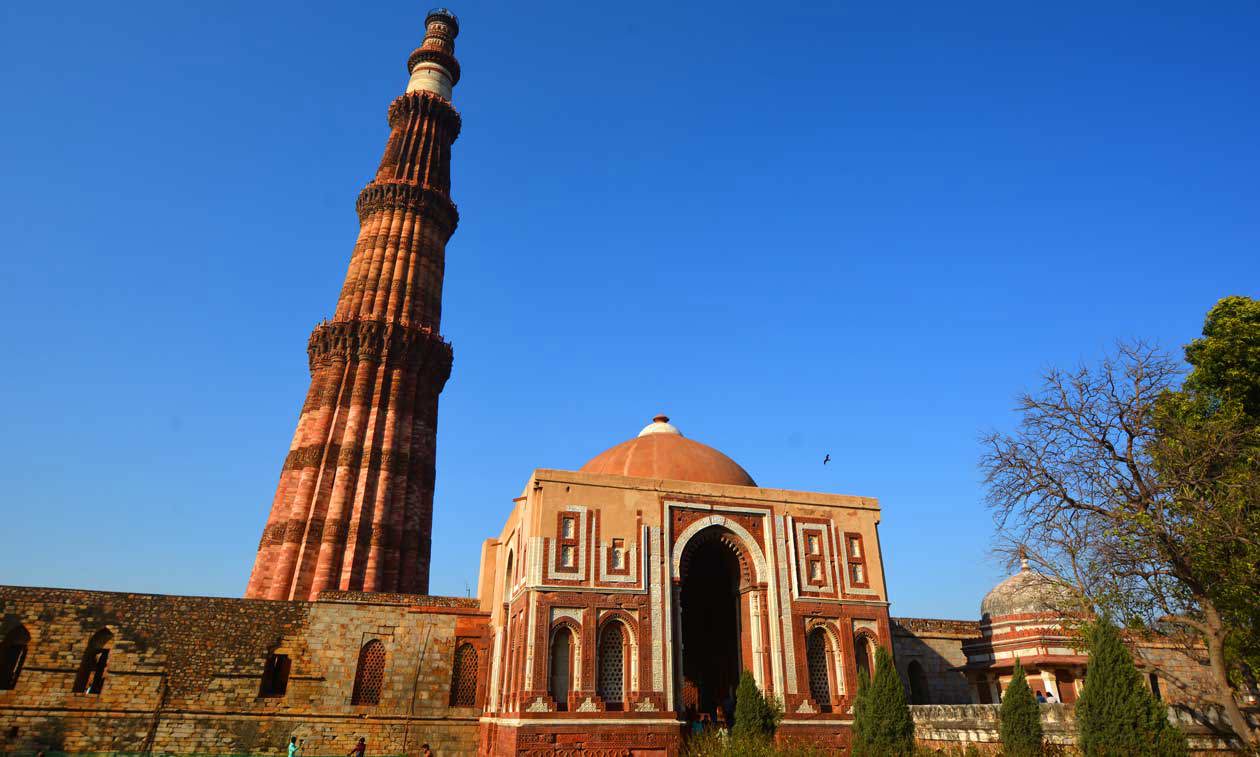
[{"xmin": 0, "ymin": 586, "xmax": 489, "ymax": 755}]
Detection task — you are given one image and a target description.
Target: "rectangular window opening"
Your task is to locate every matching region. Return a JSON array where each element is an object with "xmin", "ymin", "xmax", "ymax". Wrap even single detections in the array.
[{"xmin": 260, "ymin": 652, "xmax": 291, "ymax": 697}]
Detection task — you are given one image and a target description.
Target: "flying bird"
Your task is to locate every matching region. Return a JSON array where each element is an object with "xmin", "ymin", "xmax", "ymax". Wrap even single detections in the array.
[{"xmin": 823, "ymin": 454, "xmax": 831, "ymax": 465}]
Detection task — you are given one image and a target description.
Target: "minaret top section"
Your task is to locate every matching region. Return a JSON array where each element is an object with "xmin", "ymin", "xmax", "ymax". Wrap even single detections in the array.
[{"xmin": 406, "ymin": 8, "xmax": 461, "ymax": 101}]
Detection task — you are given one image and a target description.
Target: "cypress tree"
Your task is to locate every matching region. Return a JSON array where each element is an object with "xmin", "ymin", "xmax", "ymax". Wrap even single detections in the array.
[
  {"xmin": 732, "ymin": 669, "xmax": 780, "ymax": 740},
  {"xmin": 851, "ymin": 645, "xmax": 915, "ymax": 757},
  {"xmin": 999, "ymin": 660, "xmax": 1043, "ymax": 757},
  {"xmin": 1075, "ymin": 617, "xmax": 1188, "ymax": 757}
]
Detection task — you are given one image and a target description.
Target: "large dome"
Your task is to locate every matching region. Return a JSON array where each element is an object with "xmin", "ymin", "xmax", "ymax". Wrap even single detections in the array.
[
  {"xmin": 579, "ymin": 415, "xmax": 757, "ymax": 487},
  {"xmin": 980, "ymin": 557, "xmax": 1077, "ymax": 619}
]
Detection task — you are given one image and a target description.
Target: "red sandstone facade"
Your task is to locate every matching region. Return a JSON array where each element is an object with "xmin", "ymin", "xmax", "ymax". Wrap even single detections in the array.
[
  {"xmin": 245, "ymin": 10, "xmax": 463, "ymax": 600},
  {"xmin": 475, "ymin": 419, "xmax": 895, "ymax": 755}
]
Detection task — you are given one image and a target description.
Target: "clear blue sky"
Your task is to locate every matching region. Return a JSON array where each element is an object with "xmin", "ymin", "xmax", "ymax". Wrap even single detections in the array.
[{"xmin": 1, "ymin": 1, "xmax": 1256, "ymax": 619}]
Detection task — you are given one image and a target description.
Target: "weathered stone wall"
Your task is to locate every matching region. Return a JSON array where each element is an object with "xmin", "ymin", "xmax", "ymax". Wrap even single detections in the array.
[
  {"xmin": 1133, "ymin": 639, "xmax": 1220, "ymax": 708},
  {"xmin": 0, "ymin": 586, "xmax": 489, "ymax": 755},
  {"xmin": 892, "ymin": 617, "xmax": 977, "ymax": 705},
  {"xmin": 910, "ymin": 703, "xmax": 1244, "ymax": 754}
]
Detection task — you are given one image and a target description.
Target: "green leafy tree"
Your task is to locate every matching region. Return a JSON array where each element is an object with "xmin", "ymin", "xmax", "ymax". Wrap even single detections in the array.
[
  {"xmin": 1075, "ymin": 617, "xmax": 1188, "ymax": 757},
  {"xmin": 1152, "ymin": 295, "xmax": 1260, "ymax": 746},
  {"xmin": 999, "ymin": 660, "xmax": 1043, "ymax": 757},
  {"xmin": 732, "ymin": 669, "xmax": 781, "ymax": 741},
  {"xmin": 981, "ymin": 296, "xmax": 1260, "ymax": 749},
  {"xmin": 851, "ymin": 646, "xmax": 915, "ymax": 757}
]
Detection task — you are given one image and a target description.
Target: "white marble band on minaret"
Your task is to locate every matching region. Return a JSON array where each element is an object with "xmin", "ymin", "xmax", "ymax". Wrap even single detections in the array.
[{"xmin": 406, "ymin": 8, "xmax": 461, "ymax": 100}]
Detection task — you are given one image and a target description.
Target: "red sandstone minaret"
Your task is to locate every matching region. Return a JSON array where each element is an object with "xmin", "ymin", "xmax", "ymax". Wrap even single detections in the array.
[{"xmin": 246, "ymin": 9, "xmax": 463, "ymax": 600}]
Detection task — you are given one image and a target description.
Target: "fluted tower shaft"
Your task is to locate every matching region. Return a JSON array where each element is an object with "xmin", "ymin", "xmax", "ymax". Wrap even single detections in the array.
[{"xmin": 246, "ymin": 9, "xmax": 463, "ymax": 600}]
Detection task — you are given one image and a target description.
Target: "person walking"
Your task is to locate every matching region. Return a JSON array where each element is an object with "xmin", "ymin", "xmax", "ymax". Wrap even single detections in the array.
[
  {"xmin": 288, "ymin": 737, "xmax": 303, "ymax": 757},
  {"xmin": 348, "ymin": 737, "xmax": 366, "ymax": 757},
  {"xmin": 419, "ymin": 744, "xmax": 432, "ymax": 757}
]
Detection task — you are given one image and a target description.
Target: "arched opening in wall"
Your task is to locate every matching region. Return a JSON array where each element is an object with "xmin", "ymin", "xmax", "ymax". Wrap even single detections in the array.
[
  {"xmin": 449, "ymin": 643, "xmax": 478, "ymax": 707},
  {"xmin": 854, "ymin": 633, "xmax": 872, "ymax": 683},
  {"xmin": 258, "ymin": 648, "xmax": 291, "ymax": 697},
  {"xmin": 351, "ymin": 639, "xmax": 386, "ymax": 705},
  {"xmin": 597, "ymin": 621, "xmax": 627, "ymax": 710},
  {"xmin": 806, "ymin": 627, "xmax": 833, "ymax": 711},
  {"xmin": 72, "ymin": 629, "xmax": 113, "ymax": 694},
  {"xmin": 503, "ymin": 551, "xmax": 514, "ymax": 596},
  {"xmin": 549, "ymin": 626, "xmax": 574, "ymax": 711},
  {"xmin": 907, "ymin": 660, "xmax": 929, "ymax": 704},
  {"xmin": 679, "ymin": 526, "xmax": 744, "ymax": 720},
  {"xmin": 0, "ymin": 625, "xmax": 30, "ymax": 690},
  {"xmin": 500, "ymin": 550, "xmax": 515, "ymax": 708}
]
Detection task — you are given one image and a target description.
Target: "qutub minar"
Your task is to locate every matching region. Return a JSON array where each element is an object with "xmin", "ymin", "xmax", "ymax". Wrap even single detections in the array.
[
  {"xmin": 0, "ymin": 9, "xmax": 1228, "ymax": 757},
  {"xmin": 245, "ymin": 8, "xmax": 462, "ymax": 600}
]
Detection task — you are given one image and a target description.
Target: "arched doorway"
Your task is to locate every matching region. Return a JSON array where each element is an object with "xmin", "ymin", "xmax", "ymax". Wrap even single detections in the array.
[{"xmin": 679, "ymin": 527, "xmax": 745, "ymax": 720}]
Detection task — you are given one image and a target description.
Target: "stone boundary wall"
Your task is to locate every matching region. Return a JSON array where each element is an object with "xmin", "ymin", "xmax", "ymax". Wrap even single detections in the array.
[
  {"xmin": 910, "ymin": 703, "xmax": 1244, "ymax": 754},
  {"xmin": 0, "ymin": 586, "xmax": 489, "ymax": 756}
]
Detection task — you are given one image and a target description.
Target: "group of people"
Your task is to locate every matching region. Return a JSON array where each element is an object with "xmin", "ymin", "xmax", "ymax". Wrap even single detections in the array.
[
  {"xmin": 288, "ymin": 736, "xmax": 435, "ymax": 757},
  {"xmin": 1034, "ymin": 689, "xmax": 1058, "ymax": 704}
]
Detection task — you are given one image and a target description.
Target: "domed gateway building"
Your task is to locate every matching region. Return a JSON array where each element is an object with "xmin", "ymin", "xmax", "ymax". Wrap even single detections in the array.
[{"xmin": 476, "ymin": 416, "xmax": 891, "ymax": 753}]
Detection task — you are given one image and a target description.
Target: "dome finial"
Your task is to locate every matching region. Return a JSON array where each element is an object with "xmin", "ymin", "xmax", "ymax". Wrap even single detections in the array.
[
  {"xmin": 1018, "ymin": 545, "xmax": 1029, "ymax": 571},
  {"xmin": 638, "ymin": 414, "xmax": 681, "ymax": 437}
]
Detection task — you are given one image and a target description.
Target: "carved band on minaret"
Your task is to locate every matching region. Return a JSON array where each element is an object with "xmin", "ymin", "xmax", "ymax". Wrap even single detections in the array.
[
  {"xmin": 355, "ymin": 182, "xmax": 459, "ymax": 233},
  {"xmin": 244, "ymin": 8, "xmax": 462, "ymax": 601},
  {"xmin": 307, "ymin": 319, "xmax": 454, "ymax": 377}
]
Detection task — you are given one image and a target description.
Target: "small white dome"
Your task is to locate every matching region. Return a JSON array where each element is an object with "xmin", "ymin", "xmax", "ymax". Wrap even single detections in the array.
[
  {"xmin": 981, "ymin": 559, "xmax": 1077, "ymax": 619},
  {"xmin": 638, "ymin": 414, "xmax": 682, "ymax": 438}
]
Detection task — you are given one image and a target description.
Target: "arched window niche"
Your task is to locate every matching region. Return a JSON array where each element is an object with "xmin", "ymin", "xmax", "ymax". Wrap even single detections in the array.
[
  {"xmin": 0, "ymin": 625, "xmax": 30, "ymax": 690},
  {"xmin": 549, "ymin": 625, "xmax": 575, "ymax": 711},
  {"xmin": 449, "ymin": 642, "xmax": 478, "ymax": 707},
  {"xmin": 259, "ymin": 647, "xmax": 291, "ymax": 698},
  {"xmin": 854, "ymin": 633, "xmax": 873, "ymax": 683},
  {"xmin": 806, "ymin": 626, "xmax": 836, "ymax": 711},
  {"xmin": 597, "ymin": 621, "xmax": 628, "ymax": 710},
  {"xmin": 351, "ymin": 639, "xmax": 386, "ymax": 705},
  {"xmin": 73, "ymin": 629, "xmax": 113, "ymax": 695}
]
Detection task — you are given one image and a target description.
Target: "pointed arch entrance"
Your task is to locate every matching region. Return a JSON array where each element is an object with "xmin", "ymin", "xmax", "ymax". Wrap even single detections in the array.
[{"xmin": 677, "ymin": 525, "xmax": 754, "ymax": 720}]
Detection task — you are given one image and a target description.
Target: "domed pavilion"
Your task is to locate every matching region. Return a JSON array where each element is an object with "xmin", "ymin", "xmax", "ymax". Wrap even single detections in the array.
[{"xmin": 961, "ymin": 554, "xmax": 1087, "ymax": 704}]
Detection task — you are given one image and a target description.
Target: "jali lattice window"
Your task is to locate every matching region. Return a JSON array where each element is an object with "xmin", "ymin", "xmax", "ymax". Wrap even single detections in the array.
[
  {"xmin": 597, "ymin": 622, "xmax": 625, "ymax": 709},
  {"xmin": 449, "ymin": 643, "xmax": 478, "ymax": 707},
  {"xmin": 806, "ymin": 628, "xmax": 832, "ymax": 708},
  {"xmin": 351, "ymin": 639, "xmax": 386, "ymax": 705}
]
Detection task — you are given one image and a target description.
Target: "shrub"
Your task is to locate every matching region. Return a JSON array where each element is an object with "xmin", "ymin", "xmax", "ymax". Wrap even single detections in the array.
[
  {"xmin": 852, "ymin": 645, "xmax": 916, "ymax": 757},
  {"xmin": 1075, "ymin": 617, "xmax": 1188, "ymax": 756},
  {"xmin": 999, "ymin": 660, "xmax": 1043, "ymax": 756},
  {"xmin": 732, "ymin": 669, "xmax": 782, "ymax": 741}
]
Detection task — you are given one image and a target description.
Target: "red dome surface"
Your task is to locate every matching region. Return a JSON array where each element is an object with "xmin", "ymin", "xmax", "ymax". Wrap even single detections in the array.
[{"xmin": 579, "ymin": 416, "xmax": 756, "ymax": 487}]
